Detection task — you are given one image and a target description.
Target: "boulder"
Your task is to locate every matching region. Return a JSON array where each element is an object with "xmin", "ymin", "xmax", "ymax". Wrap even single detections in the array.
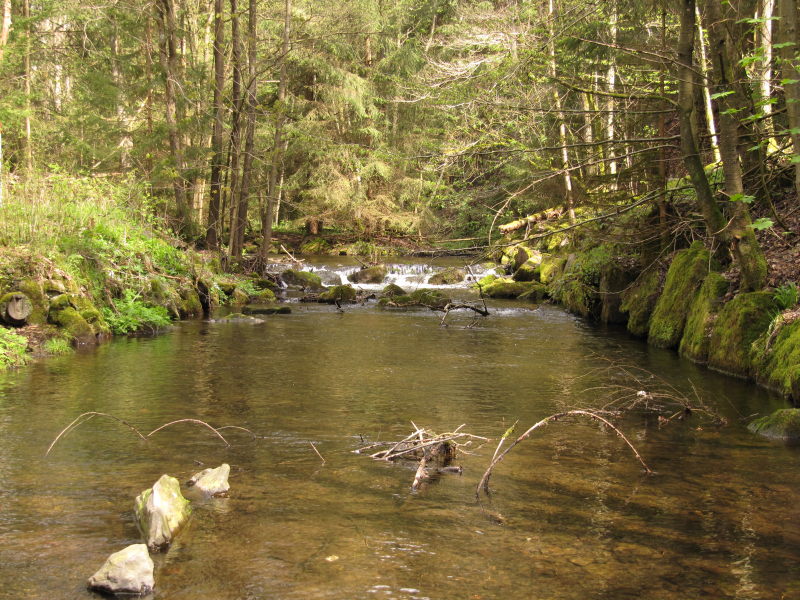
[
  {"xmin": 679, "ymin": 273, "xmax": 730, "ymax": 364},
  {"xmin": 751, "ymin": 317, "xmax": 800, "ymax": 400},
  {"xmin": 428, "ymin": 268, "xmax": 466, "ymax": 285},
  {"xmin": 281, "ymin": 269, "xmax": 324, "ymax": 291},
  {"xmin": 47, "ymin": 294, "xmax": 97, "ymax": 344},
  {"xmin": 620, "ymin": 269, "xmax": 664, "ymax": 337},
  {"xmin": 512, "ymin": 261, "xmax": 538, "ymax": 283},
  {"xmin": 134, "ymin": 474, "xmax": 191, "ymax": 551},
  {"xmin": 380, "ymin": 283, "xmax": 406, "ymax": 298},
  {"xmin": 748, "ymin": 409, "xmax": 800, "ymax": 441},
  {"xmin": 483, "ymin": 278, "xmax": 540, "ymax": 300},
  {"xmin": 87, "ymin": 544, "xmax": 154, "ymax": 596},
  {"xmin": 318, "ymin": 285, "xmax": 358, "ymax": 303},
  {"xmin": 187, "ymin": 463, "xmax": 230, "ymax": 497},
  {"xmin": 348, "ymin": 264, "xmax": 387, "ymax": 284}
]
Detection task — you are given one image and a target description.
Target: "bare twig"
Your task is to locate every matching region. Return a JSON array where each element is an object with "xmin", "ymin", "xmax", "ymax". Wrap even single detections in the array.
[
  {"xmin": 45, "ymin": 412, "xmax": 147, "ymax": 456},
  {"xmin": 147, "ymin": 419, "xmax": 231, "ymax": 446},
  {"xmin": 309, "ymin": 442, "xmax": 326, "ymax": 464},
  {"xmin": 476, "ymin": 410, "xmax": 652, "ymax": 499}
]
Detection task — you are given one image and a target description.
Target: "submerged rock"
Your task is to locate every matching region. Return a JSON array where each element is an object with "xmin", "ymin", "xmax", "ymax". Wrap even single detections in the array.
[
  {"xmin": 187, "ymin": 463, "xmax": 231, "ymax": 497},
  {"xmin": 748, "ymin": 409, "xmax": 800, "ymax": 441},
  {"xmin": 243, "ymin": 305, "xmax": 291, "ymax": 315},
  {"xmin": 134, "ymin": 474, "xmax": 191, "ymax": 551},
  {"xmin": 87, "ymin": 544, "xmax": 154, "ymax": 596}
]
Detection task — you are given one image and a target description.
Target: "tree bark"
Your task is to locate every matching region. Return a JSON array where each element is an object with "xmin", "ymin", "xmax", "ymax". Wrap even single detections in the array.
[
  {"xmin": 0, "ymin": 0, "xmax": 11, "ymax": 63},
  {"xmin": 23, "ymin": 0, "xmax": 32, "ymax": 172},
  {"xmin": 779, "ymin": 0, "xmax": 800, "ymax": 195},
  {"xmin": 227, "ymin": 0, "xmax": 244, "ymax": 257},
  {"xmin": 206, "ymin": 0, "xmax": 225, "ymax": 249}
]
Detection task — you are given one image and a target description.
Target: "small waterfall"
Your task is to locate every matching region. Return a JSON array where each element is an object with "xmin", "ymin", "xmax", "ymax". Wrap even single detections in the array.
[{"xmin": 300, "ymin": 262, "xmax": 500, "ymax": 290}]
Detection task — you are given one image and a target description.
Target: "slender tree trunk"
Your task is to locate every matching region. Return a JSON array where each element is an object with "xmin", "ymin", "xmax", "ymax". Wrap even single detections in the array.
[
  {"xmin": 157, "ymin": 0, "xmax": 192, "ymax": 235},
  {"xmin": 206, "ymin": 0, "xmax": 225, "ymax": 249},
  {"xmin": 23, "ymin": 0, "xmax": 32, "ymax": 172},
  {"xmin": 261, "ymin": 0, "xmax": 291, "ymax": 258},
  {"xmin": 695, "ymin": 4, "xmax": 722, "ymax": 163},
  {"xmin": 233, "ymin": 0, "xmax": 258, "ymax": 259},
  {"xmin": 110, "ymin": 27, "xmax": 132, "ymax": 170},
  {"xmin": 779, "ymin": 0, "xmax": 800, "ymax": 195},
  {"xmin": 547, "ymin": 0, "xmax": 575, "ymax": 223},
  {"xmin": 704, "ymin": 0, "xmax": 768, "ymax": 290},
  {"xmin": 1, "ymin": 0, "xmax": 11, "ymax": 63},
  {"xmin": 606, "ymin": 6, "xmax": 617, "ymax": 188},
  {"xmin": 227, "ymin": 0, "xmax": 244, "ymax": 256},
  {"xmin": 757, "ymin": 0, "xmax": 776, "ymax": 148}
]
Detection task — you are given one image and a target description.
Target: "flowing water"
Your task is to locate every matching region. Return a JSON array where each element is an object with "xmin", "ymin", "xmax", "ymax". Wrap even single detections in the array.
[{"xmin": 0, "ymin": 258, "xmax": 798, "ymax": 599}]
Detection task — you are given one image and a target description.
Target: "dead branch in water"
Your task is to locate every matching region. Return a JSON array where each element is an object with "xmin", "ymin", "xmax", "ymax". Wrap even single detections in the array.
[
  {"xmin": 476, "ymin": 410, "xmax": 652, "ymax": 499},
  {"xmin": 45, "ymin": 412, "xmax": 254, "ymax": 456},
  {"xmin": 439, "ymin": 302, "xmax": 490, "ymax": 326},
  {"xmin": 356, "ymin": 423, "xmax": 490, "ymax": 491}
]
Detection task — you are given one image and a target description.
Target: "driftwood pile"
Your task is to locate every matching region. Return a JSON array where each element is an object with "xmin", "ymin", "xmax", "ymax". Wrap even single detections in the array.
[{"xmin": 356, "ymin": 423, "xmax": 489, "ymax": 491}]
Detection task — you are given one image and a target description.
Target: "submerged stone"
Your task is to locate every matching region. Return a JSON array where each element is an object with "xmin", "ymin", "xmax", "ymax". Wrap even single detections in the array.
[
  {"xmin": 349, "ymin": 264, "xmax": 387, "ymax": 284},
  {"xmin": 134, "ymin": 474, "xmax": 191, "ymax": 551},
  {"xmin": 87, "ymin": 544, "xmax": 154, "ymax": 596},
  {"xmin": 748, "ymin": 409, "xmax": 800, "ymax": 441},
  {"xmin": 187, "ymin": 463, "xmax": 230, "ymax": 497},
  {"xmin": 707, "ymin": 291, "xmax": 776, "ymax": 378},
  {"xmin": 648, "ymin": 242, "xmax": 712, "ymax": 349}
]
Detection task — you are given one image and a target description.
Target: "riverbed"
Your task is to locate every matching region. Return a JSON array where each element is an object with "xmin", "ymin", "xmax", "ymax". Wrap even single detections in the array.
[{"xmin": 0, "ymin": 263, "xmax": 798, "ymax": 599}]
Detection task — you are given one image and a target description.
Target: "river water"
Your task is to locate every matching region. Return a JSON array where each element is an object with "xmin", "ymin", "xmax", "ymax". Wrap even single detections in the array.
[{"xmin": 0, "ymin": 258, "xmax": 798, "ymax": 599}]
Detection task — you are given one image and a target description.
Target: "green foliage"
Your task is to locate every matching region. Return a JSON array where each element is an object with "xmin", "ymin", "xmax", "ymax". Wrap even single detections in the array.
[
  {"xmin": 0, "ymin": 327, "xmax": 29, "ymax": 369},
  {"xmin": 101, "ymin": 290, "xmax": 172, "ymax": 335},
  {"xmin": 774, "ymin": 282, "xmax": 799, "ymax": 310},
  {"xmin": 43, "ymin": 337, "xmax": 73, "ymax": 356}
]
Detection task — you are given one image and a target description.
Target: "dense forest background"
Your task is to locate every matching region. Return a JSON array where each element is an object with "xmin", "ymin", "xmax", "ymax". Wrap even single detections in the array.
[{"xmin": 0, "ymin": 0, "xmax": 798, "ymax": 283}]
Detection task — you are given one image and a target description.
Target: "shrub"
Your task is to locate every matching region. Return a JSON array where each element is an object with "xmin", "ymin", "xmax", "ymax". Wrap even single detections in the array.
[
  {"xmin": 0, "ymin": 327, "xmax": 29, "ymax": 369},
  {"xmin": 43, "ymin": 337, "xmax": 73, "ymax": 355},
  {"xmin": 774, "ymin": 282, "xmax": 799, "ymax": 311},
  {"xmin": 101, "ymin": 289, "xmax": 172, "ymax": 335}
]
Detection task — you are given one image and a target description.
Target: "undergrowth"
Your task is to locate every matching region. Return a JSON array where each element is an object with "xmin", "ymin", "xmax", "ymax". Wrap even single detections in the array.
[
  {"xmin": 101, "ymin": 290, "xmax": 172, "ymax": 335},
  {"xmin": 0, "ymin": 327, "xmax": 29, "ymax": 368}
]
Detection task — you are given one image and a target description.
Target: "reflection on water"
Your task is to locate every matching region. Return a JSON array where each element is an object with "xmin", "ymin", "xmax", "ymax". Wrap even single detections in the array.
[{"xmin": 0, "ymin": 298, "xmax": 798, "ymax": 600}]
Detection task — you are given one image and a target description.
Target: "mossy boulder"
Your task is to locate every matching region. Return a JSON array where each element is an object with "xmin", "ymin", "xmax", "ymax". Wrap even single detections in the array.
[
  {"xmin": 679, "ymin": 273, "xmax": 730, "ymax": 363},
  {"xmin": 475, "ymin": 274, "xmax": 498, "ymax": 289},
  {"xmin": 179, "ymin": 288, "xmax": 203, "ymax": 318},
  {"xmin": 16, "ymin": 280, "xmax": 48, "ymax": 325},
  {"xmin": 249, "ymin": 288, "xmax": 277, "ymax": 303},
  {"xmin": 379, "ymin": 289, "xmax": 451, "ymax": 309},
  {"xmin": 72, "ymin": 296, "xmax": 110, "ymax": 336},
  {"xmin": 648, "ymin": 243, "xmax": 712, "ymax": 349},
  {"xmin": 483, "ymin": 278, "xmax": 542, "ymax": 300},
  {"xmin": 243, "ymin": 305, "xmax": 291, "ymax": 315},
  {"xmin": 349, "ymin": 264, "xmax": 387, "ymax": 284},
  {"xmin": 512, "ymin": 261, "xmax": 539, "ymax": 283},
  {"xmin": 748, "ymin": 409, "xmax": 800, "ymax": 441},
  {"xmin": 319, "ymin": 284, "xmax": 357, "ymax": 303},
  {"xmin": 538, "ymin": 255, "xmax": 566, "ymax": 285},
  {"xmin": 217, "ymin": 281, "xmax": 238, "ymax": 296},
  {"xmin": 381, "ymin": 283, "xmax": 406, "ymax": 297},
  {"xmin": 518, "ymin": 283, "xmax": 548, "ymax": 303},
  {"xmin": 501, "ymin": 244, "xmax": 540, "ymax": 272},
  {"xmin": 282, "ymin": 269, "xmax": 324, "ymax": 291},
  {"xmin": 599, "ymin": 261, "xmax": 638, "ymax": 325},
  {"xmin": 619, "ymin": 269, "xmax": 663, "ymax": 337},
  {"xmin": 707, "ymin": 291, "xmax": 776, "ymax": 377},
  {"xmin": 751, "ymin": 318, "xmax": 800, "ymax": 400},
  {"xmin": 557, "ymin": 279, "xmax": 594, "ymax": 318},
  {"xmin": 429, "ymin": 268, "xmax": 466, "ymax": 285},
  {"xmin": 251, "ymin": 277, "xmax": 281, "ymax": 293},
  {"xmin": 229, "ymin": 287, "xmax": 250, "ymax": 306},
  {"xmin": 134, "ymin": 474, "xmax": 191, "ymax": 551},
  {"xmin": 47, "ymin": 294, "xmax": 97, "ymax": 344}
]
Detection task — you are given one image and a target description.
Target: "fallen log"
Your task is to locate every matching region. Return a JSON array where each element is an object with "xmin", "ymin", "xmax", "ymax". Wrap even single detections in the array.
[
  {"xmin": 0, "ymin": 292, "xmax": 33, "ymax": 325},
  {"xmin": 498, "ymin": 208, "xmax": 563, "ymax": 235}
]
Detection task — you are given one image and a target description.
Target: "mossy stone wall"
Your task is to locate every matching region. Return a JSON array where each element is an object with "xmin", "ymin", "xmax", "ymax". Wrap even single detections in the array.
[
  {"xmin": 679, "ymin": 273, "xmax": 730, "ymax": 364},
  {"xmin": 620, "ymin": 269, "xmax": 663, "ymax": 337},
  {"xmin": 751, "ymin": 318, "xmax": 800, "ymax": 400}
]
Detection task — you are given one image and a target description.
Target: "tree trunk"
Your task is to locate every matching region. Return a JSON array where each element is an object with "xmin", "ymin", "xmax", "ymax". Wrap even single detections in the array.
[
  {"xmin": 695, "ymin": 4, "xmax": 722, "ymax": 163},
  {"xmin": 704, "ymin": 0, "xmax": 769, "ymax": 290},
  {"xmin": 157, "ymin": 0, "xmax": 192, "ymax": 236},
  {"xmin": 227, "ymin": 0, "xmax": 244, "ymax": 257},
  {"xmin": 23, "ymin": 0, "xmax": 32, "ymax": 172},
  {"xmin": 779, "ymin": 0, "xmax": 800, "ymax": 195},
  {"xmin": 261, "ymin": 0, "xmax": 291, "ymax": 258},
  {"xmin": 606, "ymin": 6, "xmax": 617, "ymax": 188},
  {"xmin": 206, "ymin": 0, "xmax": 225, "ymax": 250},
  {"xmin": 0, "ymin": 0, "xmax": 11, "ymax": 63}
]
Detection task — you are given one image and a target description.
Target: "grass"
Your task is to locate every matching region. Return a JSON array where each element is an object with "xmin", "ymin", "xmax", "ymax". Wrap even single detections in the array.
[{"xmin": 0, "ymin": 327, "xmax": 29, "ymax": 368}]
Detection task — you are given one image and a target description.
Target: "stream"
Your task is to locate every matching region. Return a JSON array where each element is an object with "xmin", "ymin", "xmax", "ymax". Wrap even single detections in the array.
[{"xmin": 0, "ymin": 257, "xmax": 798, "ymax": 599}]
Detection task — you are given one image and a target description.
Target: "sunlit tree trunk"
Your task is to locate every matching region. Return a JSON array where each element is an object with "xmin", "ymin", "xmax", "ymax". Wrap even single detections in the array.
[
  {"xmin": 695, "ymin": 4, "xmax": 722, "ymax": 163},
  {"xmin": 206, "ymin": 0, "xmax": 225, "ymax": 249},
  {"xmin": 606, "ymin": 6, "xmax": 617, "ymax": 189},
  {"xmin": 779, "ymin": 0, "xmax": 800, "ymax": 195},
  {"xmin": 23, "ymin": 0, "xmax": 32, "ymax": 172},
  {"xmin": 227, "ymin": 0, "xmax": 244, "ymax": 257}
]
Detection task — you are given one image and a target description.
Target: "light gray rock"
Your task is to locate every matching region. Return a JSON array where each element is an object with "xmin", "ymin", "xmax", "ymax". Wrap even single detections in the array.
[
  {"xmin": 87, "ymin": 544, "xmax": 154, "ymax": 596},
  {"xmin": 187, "ymin": 463, "xmax": 231, "ymax": 497},
  {"xmin": 134, "ymin": 474, "xmax": 191, "ymax": 551}
]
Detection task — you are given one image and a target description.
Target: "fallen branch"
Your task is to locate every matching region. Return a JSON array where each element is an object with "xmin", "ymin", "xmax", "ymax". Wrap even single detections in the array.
[
  {"xmin": 476, "ymin": 410, "xmax": 652, "ymax": 499},
  {"xmin": 310, "ymin": 442, "xmax": 326, "ymax": 464}
]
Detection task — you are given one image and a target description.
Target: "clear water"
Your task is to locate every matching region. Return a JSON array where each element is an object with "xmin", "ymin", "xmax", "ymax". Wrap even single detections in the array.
[{"xmin": 0, "ymin": 280, "xmax": 798, "ymax": 599}]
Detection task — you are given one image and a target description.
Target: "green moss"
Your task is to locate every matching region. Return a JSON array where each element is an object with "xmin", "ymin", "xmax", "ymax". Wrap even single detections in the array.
[
  {"xmin": 379, "ymin": 289, "xmax": 451, "ymax": 308},
  {"xmin": 251, "ymin": 277, "xmax": 281, "ymax": 293},
  {"xmin": 282, "ymin": 269, "xmax": 324, "ymax": 290},
  {"xmin": 648, "ymin": 243, "xmax": 712, "ymax": 349},
  {"xmin": 512, "ymin": 261, "xmax": 538, "ymax": 282},
  {"xmin": 48, "ymin": 300, "xmax": 96, "ymax": 343},
  {"xmin": 300, "ymin": 238, "xmax": 331, "ymax": 254},
  {"xmin": 429, "ymin": 268, "xmax": 466, "ymax": 285},
  {"xmin": 0, "ymin": 326, "xmax": 29, "ymax": 369},
  {"xmin": 319, "ymin": 284, "xmax": 357, "ymax": 303},
  {"xmin": 518, "ymin": 283, "xmax": 548, "ymax": 302},
  {"xmin": 16, "ymin": 280, "xmax": 48, "ymax": 325},
  {"xmin": 748, "ymin": 408, "xmax": 800, "ymax": 441},
  {"xmin": 707, "ymin": 291, "xmax": 776, "ymax": 377},
  {"xmin": 599, "ymin": 261, "xmax": 637, "ymax": 325},
  {"xmin": 538, "ymin": 255, "xmax": 566, "ymax": 285},
  {"xmin": 250, "ymin": 288, "xmax": 277, "ymax": 303},
  {"xmin": 475, "ymin": 274, "xmax": 498, "ymax": 289},
  {"xmin": 558, "ymin": 280, "xmax": 593, "ymax": 317},
  {"xmin": 679, "ymin": 273, "xmax": 730, "ymax": 363},
  {"xmin": 381, "ymin": 283, "xmax": 406, "ymax": 297},
  {"xmin": 179, "ymin": 288, "xmax": 203, "ymax": 317},
  {"xmin": 483, "ymin": 278, "xmax": 542, "ymax": 300},
  {"xmin": 751, "ymin": 318, "xmax": 800, "ymax": 400},
  {"xmin": 620, "ymin": 269, "xmax": 663, "ymax": 337}
]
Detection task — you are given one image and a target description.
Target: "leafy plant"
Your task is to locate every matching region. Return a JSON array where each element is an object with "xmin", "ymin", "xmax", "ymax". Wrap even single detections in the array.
[
  {"xmin": 101, "ymin": 289, "xmax": 172, "ymax": 335},
  {"xmin": 0, "ymin": 327, "xmax": 29, "ymax": 369},
  {"xmin": 774, "ymin": 282, "xmax": 799, "ymax": 311},
  {"xmin": 43, "ymin": 337, "xmax": 73, "ymax": 356}
]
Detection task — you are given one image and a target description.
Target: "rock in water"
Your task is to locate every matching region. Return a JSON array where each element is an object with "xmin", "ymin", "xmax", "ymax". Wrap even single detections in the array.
[
  {"xmin": 87, "ymin": 544, "xmax": 154, "ymax": 596},
  {"xmin": 134, "ymin": 474, "xmax": 191, "ymax": 551},
  {"xmin": 187, "ymin": 463, "xmax": 231, "ymax": 497}
]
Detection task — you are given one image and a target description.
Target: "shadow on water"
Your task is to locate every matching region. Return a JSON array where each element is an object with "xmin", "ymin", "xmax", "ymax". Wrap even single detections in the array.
[{"xmin": 0, "ymin": 294, "xmax": 798, "ymax": 599}]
